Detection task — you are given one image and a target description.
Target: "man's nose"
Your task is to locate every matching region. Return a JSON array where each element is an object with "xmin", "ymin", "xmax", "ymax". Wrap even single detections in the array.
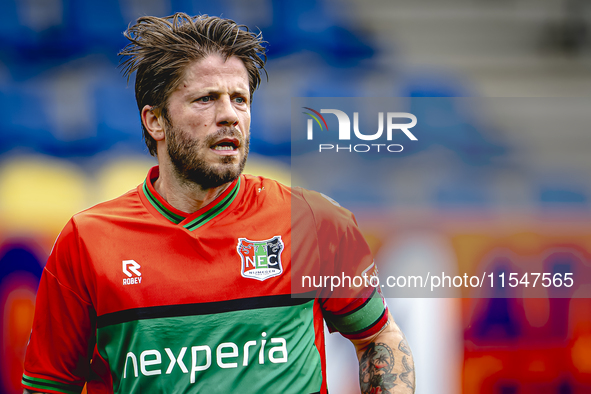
[{"xmin": 216, "ymin": 96, "xmax": 239, "ymax": 127}]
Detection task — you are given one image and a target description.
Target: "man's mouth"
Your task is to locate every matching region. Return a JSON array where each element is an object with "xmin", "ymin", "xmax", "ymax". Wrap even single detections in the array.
[{"xmin": 211, "ymin": 138, "xmax": 240, "ymax": 152}]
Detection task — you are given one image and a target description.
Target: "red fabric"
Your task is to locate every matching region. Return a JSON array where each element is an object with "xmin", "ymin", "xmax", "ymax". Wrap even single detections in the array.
[{"xmin": 24, "ymin": 168, "xmax": 387, "ymax": 393}]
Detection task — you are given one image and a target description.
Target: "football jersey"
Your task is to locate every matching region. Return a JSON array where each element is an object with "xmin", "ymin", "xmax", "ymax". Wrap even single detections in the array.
[{"xmin": 23, "ymin": 166, "xmax": 388, "ymax": 394}]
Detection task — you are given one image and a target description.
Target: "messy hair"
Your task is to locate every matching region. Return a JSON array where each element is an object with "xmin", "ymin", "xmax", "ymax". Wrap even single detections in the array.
[{"xmin": 119, "ymin": 13, "xmax": 267, "ymax": 156}]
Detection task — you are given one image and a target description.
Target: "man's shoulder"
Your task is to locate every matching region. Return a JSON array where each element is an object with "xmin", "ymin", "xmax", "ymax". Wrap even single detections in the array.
[
  {"xmin": 241, "ymin": 174, "xmax": 348, "ymax": 215},
  {"xmin": 240, "ymin": 173, "xmax": 292, "ymax": 201},
  {"xmin": 242, "ymin": 173, "xmax": 290, "ymax": 190},
  {"xmin": 241, "ymin": 173, "xmax": 356, "ymax": 230},
  {"xmin": 296, "ymin": 187, "xmax": 356, "ymax": 230},
  {"xmin": 47, "ymin": 186, "xmax": 143, "ymax": 267},
  {"xmin": 71, "ymin": 185, "xmax": 142, "ymax": 226}
]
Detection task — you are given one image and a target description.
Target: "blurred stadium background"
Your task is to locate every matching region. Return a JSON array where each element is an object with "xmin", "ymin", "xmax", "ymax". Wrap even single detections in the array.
[{"xmin": 1, "ymin": 0, "xmax": 591, "ymax": 393}]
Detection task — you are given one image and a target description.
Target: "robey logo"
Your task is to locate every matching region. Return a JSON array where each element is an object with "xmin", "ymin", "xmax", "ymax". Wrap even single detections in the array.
[
  {"xmin": 122, "ymin": 260, "xmax": 142, "ymax": 285},
  {"xmin": 303, "ymin": 107, "xmax": 417, "ymax": 153}
]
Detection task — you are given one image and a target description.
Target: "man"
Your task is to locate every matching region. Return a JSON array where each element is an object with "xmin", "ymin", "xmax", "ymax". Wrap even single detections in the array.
[{"xmin": 22, "ymin": 13, "xmax": 414, "ymax": 394}]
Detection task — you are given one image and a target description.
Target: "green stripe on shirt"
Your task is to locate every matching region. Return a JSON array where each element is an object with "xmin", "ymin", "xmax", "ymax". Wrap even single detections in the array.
[
  {"xmin": 324, "ymin": 291, "xmax": 386, "ymax": 335},
  {"xmin": 22, "ymin": 373, "xmax": 82, "ymax": 394}
]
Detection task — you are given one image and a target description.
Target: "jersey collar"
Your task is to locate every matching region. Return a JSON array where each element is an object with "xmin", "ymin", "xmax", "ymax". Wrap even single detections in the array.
[{"xmin": 141, "ymin": 166, "xmax": 241, "ymax": 231}]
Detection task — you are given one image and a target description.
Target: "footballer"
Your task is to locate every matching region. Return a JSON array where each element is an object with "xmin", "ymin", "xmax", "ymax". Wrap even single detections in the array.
[{"xmin": 22, "ymin": 13, "xmax": 414, "ymax": 394}]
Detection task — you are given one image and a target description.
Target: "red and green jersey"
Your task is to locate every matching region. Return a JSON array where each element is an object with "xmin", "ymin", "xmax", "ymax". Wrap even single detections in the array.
[{"xmin": 23, "ymin": 166, "xmax": 388, "ymax": 394}]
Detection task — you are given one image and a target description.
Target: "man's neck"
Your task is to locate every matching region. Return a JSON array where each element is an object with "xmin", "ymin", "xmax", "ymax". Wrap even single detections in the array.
[{"xmin": 153, "ymin": 166, "xmax": 233, "ymax": 214}]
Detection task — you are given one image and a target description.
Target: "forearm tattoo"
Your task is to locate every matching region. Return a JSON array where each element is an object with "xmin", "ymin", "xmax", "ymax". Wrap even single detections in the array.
[
  {"xmin": 398, "ymin": 338, "xmax": 415, "ymax": 390},
  {"xmin": 359, "ymin": 338, "xmax": 415, "ymax": 394},
  {"xmin": 359, "ymin": 342, "xmax": 396, "ymax": 393}
]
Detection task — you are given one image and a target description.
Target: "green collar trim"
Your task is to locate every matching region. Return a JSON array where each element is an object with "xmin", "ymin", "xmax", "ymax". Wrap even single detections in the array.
[
  {"xmin": 142, "ymin": 174, "xmax": 241, "ymax": 230},
  {"xmin": 184, "ymin": 177, "xmax": 241, "ymax": 231},
  {"xmin": 142, "ymin": 180, "xmax": 185, "ymax": 224}
]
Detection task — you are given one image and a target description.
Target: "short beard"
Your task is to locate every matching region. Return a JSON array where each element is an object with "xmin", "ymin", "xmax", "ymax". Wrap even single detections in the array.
[{"xmin": 166, "ymin": 124, "xmax": 249, "ymax": 190}]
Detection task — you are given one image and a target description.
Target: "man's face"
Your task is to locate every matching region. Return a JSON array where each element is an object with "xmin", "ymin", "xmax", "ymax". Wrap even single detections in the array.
[{"xmin": 163, "ymin": 54, "xmax": 251, "ymax": 189}]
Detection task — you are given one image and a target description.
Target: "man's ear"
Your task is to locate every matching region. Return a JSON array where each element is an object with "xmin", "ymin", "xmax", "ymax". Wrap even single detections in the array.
[{"xmin": 141, "ymin": 105, "xmax": 166, "ymax": 142}]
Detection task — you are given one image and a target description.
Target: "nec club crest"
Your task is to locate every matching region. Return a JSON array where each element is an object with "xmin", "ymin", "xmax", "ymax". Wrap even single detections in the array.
[{"xmin": 237, "ymin": 236, "xmax": 284, "ymax": 281}]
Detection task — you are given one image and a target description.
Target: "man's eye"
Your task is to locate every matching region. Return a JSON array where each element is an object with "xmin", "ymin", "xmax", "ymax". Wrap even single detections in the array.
[
  {"xmin": 235, "ymin": 97, "xmax": 245, "ymax": 104},
  {"xmin": 197, "ymin": 96, "xmax": 211, "ymax": 102}
]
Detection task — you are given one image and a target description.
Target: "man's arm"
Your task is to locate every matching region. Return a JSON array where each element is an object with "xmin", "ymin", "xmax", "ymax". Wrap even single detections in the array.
[{"xmin": 350, "ymin": 311, "xmax": 415, "ymax": 394}]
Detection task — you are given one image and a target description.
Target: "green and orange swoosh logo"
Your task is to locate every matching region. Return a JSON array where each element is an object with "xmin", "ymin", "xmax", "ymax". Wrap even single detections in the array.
[{"xmin": 302, "ymin": 107, "xmax": 329, "ymax": 131}]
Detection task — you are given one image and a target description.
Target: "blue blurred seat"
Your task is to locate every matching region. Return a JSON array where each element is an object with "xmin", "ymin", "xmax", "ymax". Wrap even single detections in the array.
[
  {"xmin": 93, "ymin": 79, "xmax": 146, "ymax": 153},
  {"xmin": 263, "ymin": 0, "xmax": 375, "ymax": 64},
  {"xmin": 66, "ymin": 0, "xmax": 127, "ymax": 50},
  {"xmin": 539, "ymin": 186, "xmax": 587, "ymax": 207},
  {"xmin": 0, "ymin": 0, "xmax": 39, "ymax": 52},
  {"xmin": 170, "ymin": 0, "xmax": 228, "ymax": 18},
  {"xmin": 406, "ymin": 96, "xmax": 506, "ymax": 165},
  {"xmin": 434, "ymin": 176, "xmax": 492, "ymax": 209},
  {"xmin": 0, "ymin": 85, "xmax": 55, "ymax": 155}
]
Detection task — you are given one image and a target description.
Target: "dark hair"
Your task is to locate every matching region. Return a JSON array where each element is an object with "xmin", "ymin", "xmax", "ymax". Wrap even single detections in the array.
[{"xmin": 119, "ymin": 13, "xmax": 267, "ymax": 156}]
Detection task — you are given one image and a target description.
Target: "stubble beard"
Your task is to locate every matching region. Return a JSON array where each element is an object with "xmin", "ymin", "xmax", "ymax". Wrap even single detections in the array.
[{"xmin": 166, "ymin": 124, "xmax": 249, "ymax": 190}]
